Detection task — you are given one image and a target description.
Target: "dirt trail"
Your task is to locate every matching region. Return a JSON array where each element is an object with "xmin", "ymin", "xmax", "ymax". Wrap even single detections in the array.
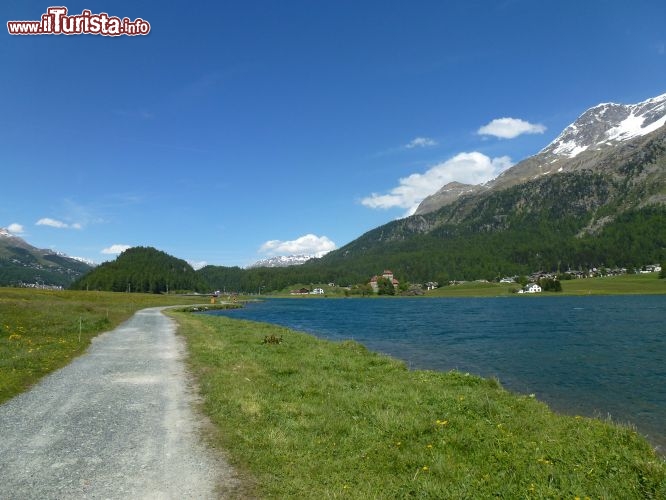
[{"xmin": 0, "ymin": 307, "xmax": 238, "ymax": 499}]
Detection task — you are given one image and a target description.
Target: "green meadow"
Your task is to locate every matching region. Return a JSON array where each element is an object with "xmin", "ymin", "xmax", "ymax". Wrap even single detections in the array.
[
  {"xmin": 172, "ymin": 311, "xmax": 666, "ymax": 499},
  {"xmin": 421, "ymin": 272, "xmax": 665, "ymax": 298},
  {"xmin": 0, "ymin": 288, "xmax": 202, "ymax": 404},
  {"xmin": 559, "ymin": 272, "xmax": 666, "ymax": 295},
  {"xmin": 268, "ymin": 272, "xmax": 665, "ymax": 299},
  {"xmin": 1, "ymin": 285, "xmax": 665, "ymax": 498}
]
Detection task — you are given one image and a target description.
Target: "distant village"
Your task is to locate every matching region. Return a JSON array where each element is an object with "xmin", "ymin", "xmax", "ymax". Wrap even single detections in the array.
[
  {"xmin": 12, "ymin": 281, "xmax": 65, "ymax": 291},
  {"xmin": 290, "ymin": 264, "xmax": 663, "ymax": 296}
]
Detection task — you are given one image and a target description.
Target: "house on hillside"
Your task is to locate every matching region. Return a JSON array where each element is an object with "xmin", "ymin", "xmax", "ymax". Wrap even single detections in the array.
[
  {"xmin": 424, "ymin": 281, "xmax": 439, "ymax": 290},
  {"xmin": 518, "ymin": 283, "xmax": 542, "ymax": 294},
  {"xmin": 643, "ymin": 264, "xmax": 662, "ymax": 273},
  {"xmin": 290, "ymin": 288, "xmax": 310, "ymax": 295},
  {"xmin": 369, "ymin": 269, "xmax": 399, "ymax": 293}
]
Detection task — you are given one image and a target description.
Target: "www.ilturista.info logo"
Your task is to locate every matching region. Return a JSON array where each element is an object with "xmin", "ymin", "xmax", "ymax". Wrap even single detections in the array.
[{"xmin": 7, "ymin": 6, "xmax": 150, "ymax": 36}]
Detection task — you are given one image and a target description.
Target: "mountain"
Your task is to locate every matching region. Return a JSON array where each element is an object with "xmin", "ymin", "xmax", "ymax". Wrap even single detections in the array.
[
  {"xmin": 415, "ymin": 93, "xmax": 666, "ymax": 215},
  {"xmin": 414, "ymin": 182, "xmax": 484, "ymax": 216},
  {"xmin": 543, "ymin": 93, "xmax": 666, "ymax": 158},
  {"xmin": 247, "ymin": 254, "xmax": 315, "ymax": 268},
  {"xmin": 70, "ymin": 246, "xmax": 207, "ymax": 293},
  {"xmin": 0, "ymin": 228, "xmax": 93, "ymax": 287},
  {"xmin": 306, "ymin": 93, "xmax": 666, "ymax": 284},
  {"xmin": 9, "ymin": 94, "xmax": 662, "ymax": 294},
  {"xmin": 197, "ymin": 92, "xmax": 666, "ymax": 293}
]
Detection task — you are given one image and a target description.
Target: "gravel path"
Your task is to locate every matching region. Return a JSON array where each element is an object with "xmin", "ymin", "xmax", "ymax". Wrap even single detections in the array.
[{"xmin": 0, "ymin": 307, "xmax": 239, "ymax": 499}]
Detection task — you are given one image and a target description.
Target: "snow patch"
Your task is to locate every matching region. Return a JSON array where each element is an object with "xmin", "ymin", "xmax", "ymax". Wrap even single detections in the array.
[
  {"xmin": 247, "ymin": 254, "xmax": 315, "ymax": 269},
  {"xmin": 552, "ymin": 141, "xmax": 589, "ymax": 158},
  {"xmin": 605, "ymin": 112, "xmax": 666, "ymax": 142},
  {"xmin": 544, "ymin": 92, "xmax": 666, "ymax": 159}
]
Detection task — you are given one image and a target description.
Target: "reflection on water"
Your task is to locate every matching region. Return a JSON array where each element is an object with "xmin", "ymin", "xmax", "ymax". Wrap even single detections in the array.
[{"xmin": 208, "ymin": 295, "xmax": 666, "ymax": 452}]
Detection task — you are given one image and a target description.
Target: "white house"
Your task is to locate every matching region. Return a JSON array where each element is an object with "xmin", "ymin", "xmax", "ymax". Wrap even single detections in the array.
[
  {"xmin": 310, "ymin": 288, "xmax": 325, "ymax": 295},
  {"xmin": 525, "ymin": 284, "xmax": 542, "ymax": 293}
]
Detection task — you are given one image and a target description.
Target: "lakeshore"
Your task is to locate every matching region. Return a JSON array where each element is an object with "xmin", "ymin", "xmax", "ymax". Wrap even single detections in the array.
[
  {"xmin": 1, "ymin": 287, "xmax": 664, "ymax": 497},
  {"xmin": 173, "ymin": 309, "xmax": 666, "ymax": 498},
  {"xmin": 206, "ymin": 295, "xmax": 666, "ymax": 454}
]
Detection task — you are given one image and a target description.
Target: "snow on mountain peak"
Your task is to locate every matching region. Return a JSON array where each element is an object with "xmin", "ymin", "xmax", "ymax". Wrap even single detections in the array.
[
  {"xmin": 247, "ymin": 254, "xmax": 315, "ymax": 269},
  {"xmin": 544, "ymin": 92, "xmax": 666, "ymax": 159},
  {"xmin": 68, "ymin": 256, "xmax": 97, "ymax": 267}
]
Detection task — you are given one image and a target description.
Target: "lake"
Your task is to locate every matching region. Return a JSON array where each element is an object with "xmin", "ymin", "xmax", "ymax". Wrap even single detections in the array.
[{"xmin": 206, "ymin": 295, "xmax": 666, "ymax": 452}]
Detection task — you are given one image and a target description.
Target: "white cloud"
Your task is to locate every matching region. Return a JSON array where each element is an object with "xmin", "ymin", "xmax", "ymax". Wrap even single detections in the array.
[
  {"xmin": 259, "ymin": 234, "xmax": 337, "ymax": 257},
  {"xmin": 405, "ymin": 137, "xmax": 438, "ymax": 149},
  {"xmin": 477, "ymin": 118, "xmax": 546, "ymax": 139},
  {"xmin": 36, "ymin": 218, "xmax": 71, "ymax": 229},
  {"xmin": 101, "ymin": 244, "xmax": 132, "ymax": 255},
  {"xmin": 361, "ymin": 152, "xmax": 513, "ymax": 216},
  {"xmin": 7, "ymin": 223, "xmax": 24, "ymax": 234},
  {"xmin": 188, "ymin": 260, "xmax": 208, "ymax": 270}
]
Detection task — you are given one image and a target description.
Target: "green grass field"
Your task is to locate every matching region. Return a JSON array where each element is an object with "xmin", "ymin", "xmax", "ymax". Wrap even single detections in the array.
[
  {"xmin": 2, "ymin": 285, "xmax": 665, "ymax": 498},
  {"xmin": 0, "ymin": 288, "xmax": 203, "ymax": 404},
  {"xmin": 172, "ymin": 311, "xmax": 666, "ymax": 499},
  {"xmin": 423, "ymin": 272, "xmax": 665, "ymax": 298},
  {"xmin": 559, "ymin": 273, "xmax": 666, "ymax": 295},
  {"xmin": 268, "ymin": 273, "xmax": 665, "ymax": 299}
]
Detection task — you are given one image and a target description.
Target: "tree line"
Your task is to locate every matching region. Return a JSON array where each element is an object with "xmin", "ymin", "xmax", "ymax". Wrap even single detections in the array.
[{"xmin": 70, "ymin": 247, "xmax": 207, "ymax": 293}]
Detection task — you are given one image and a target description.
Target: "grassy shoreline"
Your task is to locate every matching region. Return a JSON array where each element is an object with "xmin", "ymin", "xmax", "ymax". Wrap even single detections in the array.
[
  {"xmin": 266, "ymin": 273, "xmax": 665, "ymax": 299},
  {"xmin": 2, "ymin": 287, "xmax": 664, "ymax": 497},
  {"xmin": 171, "ymin": 310, "xmax": 666, "ymax": 499}
]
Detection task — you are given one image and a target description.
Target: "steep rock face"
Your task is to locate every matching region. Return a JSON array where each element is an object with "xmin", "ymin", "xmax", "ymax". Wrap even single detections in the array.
[
  {"xmin": 414, "ymin": 182, "xmax": 484, "ymax": 216},
  {"xmin": 543, "ymin": 93, "xmax": 666, "ymax": 158},
  {"xmin": 489, "ymin": 122, "xmax": 666, "ymax": 193},
  {"xmin": 415, "ymin": 93, "xmax": 666, "ymax": 215}
]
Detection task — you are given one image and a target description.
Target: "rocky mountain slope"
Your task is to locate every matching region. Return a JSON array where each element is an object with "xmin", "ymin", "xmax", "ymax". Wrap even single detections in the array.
[
  {"xmin": 415, "ymin": 93, "xmax": 666, "ymax": 215},
  {"xmin": 0, "ymin": 228, "xmax": 93, "ymax": 287},
  {"xmin": 195, "ymin": 93, "xmax": 666, "ymax": 291},
  {"xmin": 307, "ymin": 93, "xmax": 666, "ymax": 283}
]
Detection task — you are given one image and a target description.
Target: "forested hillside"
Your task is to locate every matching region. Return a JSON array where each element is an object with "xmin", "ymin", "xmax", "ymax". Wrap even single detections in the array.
[
  {"xmin": 0, "ymin": 228, "xmax": 92, "ymax": 287},
  {"xmin": 196, "ymin": 171, "xmax": 666, "ymax": 293},
  {"xmin": 68, "ymin": 124, "xmax": 666, "ymax": 295},
  {"xmin": 70, "ymin": 247, "xmax": 207, "ymax": 293}
]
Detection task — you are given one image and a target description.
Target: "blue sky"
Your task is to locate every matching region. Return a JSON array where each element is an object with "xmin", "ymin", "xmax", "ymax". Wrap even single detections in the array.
[{"xmin": 2, "ymin": 1, "xmax": 665, "ymax": 268}]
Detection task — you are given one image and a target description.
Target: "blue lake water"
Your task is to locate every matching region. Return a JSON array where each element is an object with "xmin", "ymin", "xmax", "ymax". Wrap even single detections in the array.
[{"xmin": 206, "ymin": 295, "xmax": 666, "ymax": 452}]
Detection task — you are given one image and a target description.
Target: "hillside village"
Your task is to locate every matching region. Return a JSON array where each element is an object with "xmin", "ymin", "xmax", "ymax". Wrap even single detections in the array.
[
  {"xmin": 283, "ymin": 262, "xmax": 663, "ymax": 297},
  {"xmin": 363, "ymin": 264, "xmax": 664, "ymax": 296},
  {"xmin": 452, "ymin": 264, "xmax": 663, "ymax": 294}
]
